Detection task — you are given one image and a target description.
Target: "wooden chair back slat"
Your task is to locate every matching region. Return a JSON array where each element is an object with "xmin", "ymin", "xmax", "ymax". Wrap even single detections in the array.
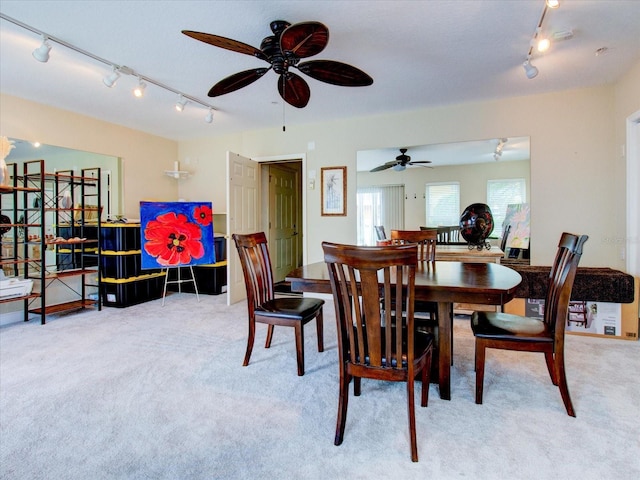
[{"xmin": 390, "ymin": 229, "xmax": 437, "ymax": 262}]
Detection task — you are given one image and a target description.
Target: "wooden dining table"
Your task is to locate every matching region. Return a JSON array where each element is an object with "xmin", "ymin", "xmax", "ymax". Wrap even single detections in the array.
[{"xmin": 286, "ymin": 260, "xmax": 523, "ymax": 400}]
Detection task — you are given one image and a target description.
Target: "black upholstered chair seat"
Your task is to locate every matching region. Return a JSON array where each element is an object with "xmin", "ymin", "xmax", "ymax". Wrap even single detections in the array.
[
  {"xmin": 471, "ymin": 311, "xmax": 553, "ymax": 342},
  {"xmin": 257, "ymin": 297, "xmax": 324, "ymax": 321}
]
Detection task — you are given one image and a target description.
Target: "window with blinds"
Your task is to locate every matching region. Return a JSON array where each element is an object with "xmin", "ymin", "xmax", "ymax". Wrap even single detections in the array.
[
  {"xmin": 487, "ymin": 178, "xmax": 527, "ymax": 231},
  {"xmin": 425, "ymin": 182, "xmax": 460, "ymax": 227},
  {"xmin": 357, "ymin": 185, "xmax": 405, "ymax": 245}
]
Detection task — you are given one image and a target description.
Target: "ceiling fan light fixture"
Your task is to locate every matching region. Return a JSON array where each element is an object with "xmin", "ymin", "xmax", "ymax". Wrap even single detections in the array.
[
  {"xmin": 32, "ymin": 36, "xmax": 51, "ymax": 62},
  {"xmin": 175, "ymin": 94, "xmax": 187, "ymax": 112},
  {"xmin": 523, "ymin": 60, "xmax": 538, "ymax": 79},
  {"xmin": 546, "ymin": 0, "xmax": 560, "ymax": 8},
  {"xmin": 133, "ymin": 78, "xmax": 146, "ymax": 98},
  {"xmin": 103, "ymin": 67, "xmax": 120, "ymax": 88},
  {"xmin": 393, "ymin": 164, "xmax": 406, "ymax": 172}
]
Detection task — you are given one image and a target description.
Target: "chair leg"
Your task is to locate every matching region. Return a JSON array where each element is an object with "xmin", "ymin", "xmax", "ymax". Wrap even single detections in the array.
[
  {"xmin": 353, "ymin": 377, "xmax": 361, "ymax": 396},
  {"xmin": 264, "ymin": 324, "xmax": 274, "ymax": 348},
  {"xmin": 294, "ymin": 322, "xmax": 305, "ymax": 376},
  {"xmin": 243, "ymin": 316, "xmax": 256, "ymax": 367},
  {"xmin": 475, "ymin": 340, "xmax": 486, "ymax": 404},
  {"xmin": 555, "ymin": 352, "xmax": 576, "ymax": 417},
  {"xmin": 544, "ymin": 352, "xmax": 558, "ymax": 385},
  {"xmin": 406, "ymin": 376, "xmax": 419, "ymax": 462},
  {"xmin": 422, "ymin": 345, "xmax": 432, "ymax": 407},
  {"xmin": 335, "ymin": 370, "xmax": 350, "ymax": 446},
  {"xmin": 316, "ymin": 311, "xmax": 324, "ymax": 352}
]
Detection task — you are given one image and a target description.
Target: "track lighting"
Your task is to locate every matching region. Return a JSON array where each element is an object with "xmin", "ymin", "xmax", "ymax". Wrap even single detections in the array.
[
  {"xmin": 32, "ymin": 35, "xmax": 51, "ymax": 62},
  {"xmin": 522, "ymin": 1, "xmax": 559, "ymax": 79},
  {"xmin": 133, "ymin": 78, "xmax": 146, "ymax": 98},
  {"xmin": 523, "ymin": 60, "xmax": 539, "ymax": 79},
  {"xmin": 103, "ymin": 67, "xmax": 120, "ymax": 88},
  {"xmin": 2, "ymin": 13, "xmax": 216, "ymax": 121},
  {"xmin": 175, "ymin": 95, "xmax": 187, "ymax": 112},
  {"xmin": 537, "ymin": 37, "xmax": 550, "ymax": 52}
]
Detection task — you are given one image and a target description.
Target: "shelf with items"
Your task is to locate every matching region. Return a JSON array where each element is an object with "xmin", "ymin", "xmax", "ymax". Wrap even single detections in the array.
[
  {"xmin": 0, "ymin": 159, "xmax": 46, "ymax": 324},
  {"xmin": 20, "ymin": 162, "xmax": 103, "ymax": 320}
]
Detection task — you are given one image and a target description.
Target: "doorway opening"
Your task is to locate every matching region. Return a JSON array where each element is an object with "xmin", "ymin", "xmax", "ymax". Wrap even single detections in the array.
[{"xmin": 259, "ymin": 158, "xmax": 305, "ymax": 288}]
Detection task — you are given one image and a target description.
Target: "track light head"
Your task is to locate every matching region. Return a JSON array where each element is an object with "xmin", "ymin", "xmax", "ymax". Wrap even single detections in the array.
[
  {"xmin": 523, "ymin": 60, "xmax": 539, "ymax": 79},
  {"xmin": 175, "ymin": 94, "xmax": 187, "ymax": 112},
  {"xmin": 103, "ymin": 68, "xmax": 120, "ymax": 88},
  {"xmin": 133, "ymin": 78, "xmax": 146, "ymax": 98},
  {"xmin": 32, "ymin": 36, "xmax": 51, "ymax": 62},
  {"xmin": 205, "ymin": 108, "xmax": 214, "ymax": 123}
]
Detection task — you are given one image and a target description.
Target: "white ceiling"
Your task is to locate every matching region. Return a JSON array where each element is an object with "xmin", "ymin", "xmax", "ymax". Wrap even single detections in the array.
[{"xmin": 1, "ymin": 1, "xmax": 639, "ymax": 142}]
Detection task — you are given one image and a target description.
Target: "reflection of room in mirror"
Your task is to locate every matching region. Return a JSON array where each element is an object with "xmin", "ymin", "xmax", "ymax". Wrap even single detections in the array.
[
  {"xmin": 6, "ymin": 139, "xmax": 123, "ymax": 219},
  {"xmin": 356, "ymin": 137, "xmax": 531, "ymax": 249}
]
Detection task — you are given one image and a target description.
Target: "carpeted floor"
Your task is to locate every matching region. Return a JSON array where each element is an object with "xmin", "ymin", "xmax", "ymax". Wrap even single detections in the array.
[{"xmin": 1, "ymin": 293, "xmax": 639, "ymax": 479}]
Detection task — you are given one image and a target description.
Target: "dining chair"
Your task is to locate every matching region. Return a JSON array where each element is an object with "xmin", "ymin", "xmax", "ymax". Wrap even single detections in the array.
[
  {"xmin": 471, "ymin": 232, "xmax": 588, "ymax": 416},
  {"xmin": 390, "ymin": 229, "xmax": 452, "ymax": 367},
  {"xmin": 322, "ymin": 241, "xmax": 433, "ymax": 462},
  {"xmin": 232, "ymin": 232, "xmax": 324, "ymax": 376}
]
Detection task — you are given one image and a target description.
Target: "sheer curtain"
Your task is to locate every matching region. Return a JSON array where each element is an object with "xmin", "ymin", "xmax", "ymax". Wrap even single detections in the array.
[{"xmin": 357, "ymin": 185, "xmax": 405, "ymax": 245}]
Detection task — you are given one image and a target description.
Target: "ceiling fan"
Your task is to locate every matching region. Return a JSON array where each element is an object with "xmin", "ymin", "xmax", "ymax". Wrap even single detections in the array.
[
  {"xmin": 182, "ymin": 20, "xmax": 373, "ymax": 108},
  {"xmin": 370, "ymin": 148, "xmax": 432, "ymax": 172}
]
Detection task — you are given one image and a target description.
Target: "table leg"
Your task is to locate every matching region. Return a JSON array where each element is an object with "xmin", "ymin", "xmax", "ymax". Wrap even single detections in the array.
[{"xmin": 437, "ymin": 301, "xmax": 452, "ymax": 400}]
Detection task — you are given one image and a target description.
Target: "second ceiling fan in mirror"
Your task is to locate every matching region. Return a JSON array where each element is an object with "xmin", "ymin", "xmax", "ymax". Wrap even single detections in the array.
[{"xmin": 370, "ymin": 148, "xmax": 432, "ymax": 172}]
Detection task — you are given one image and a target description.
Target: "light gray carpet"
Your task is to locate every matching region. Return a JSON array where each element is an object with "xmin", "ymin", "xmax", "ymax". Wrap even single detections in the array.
[{"xmin": 1, "ymin": 293, "xmax": 639, "ymax": 480}]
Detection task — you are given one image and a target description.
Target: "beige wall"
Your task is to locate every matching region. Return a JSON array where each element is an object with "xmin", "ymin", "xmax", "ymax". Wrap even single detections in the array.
[
  {"xmin": 0, "ymin": 94, "xmax": 180, "ymax": 217},
  {"xmin": 2, "ymin": 61, "xmax": 639, "ymax": 271},
  {"xmin": 178, "ymin": 63, "xmax": 639, "ymax": 269}
]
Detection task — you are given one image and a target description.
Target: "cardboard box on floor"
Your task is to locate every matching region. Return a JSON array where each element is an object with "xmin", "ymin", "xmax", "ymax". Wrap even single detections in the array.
[{"xmin": 503, "ymin": 276, "xmax": 639, "ymax": 341}]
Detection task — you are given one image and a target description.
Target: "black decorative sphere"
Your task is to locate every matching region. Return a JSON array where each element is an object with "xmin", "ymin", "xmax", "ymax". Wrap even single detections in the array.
[{"xmin": 459, "ymin": 203, "xmax": 494, "ymax": 246}]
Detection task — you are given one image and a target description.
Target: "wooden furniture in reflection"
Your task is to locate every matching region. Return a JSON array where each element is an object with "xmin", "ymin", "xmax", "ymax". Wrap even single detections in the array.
[
  {"xmin": 232, "ymin": 232, "xmax": 325, "ymax": 376},
  {"xmin": 287, "ymin": 260, "xmax": 522, "ymax": 400},
  {"xmin": 434, "ymin": 245, "xmax": 503, "ymax": 263},
  {"xmin": 390, "ymin": 229, "xmax": 437, "ymax": 261},
  {"xmin": 322, "ymin": 241, "xmax": 433, "ymax": 462},
  {"xmin": 471, "ymin": 232, "xmax": 588, "ymax": 416}
]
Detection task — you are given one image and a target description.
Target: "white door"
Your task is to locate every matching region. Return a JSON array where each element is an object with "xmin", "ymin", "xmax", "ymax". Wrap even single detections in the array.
[{"xmin": 226, "ymin": 152, "xmax": 260, "ymax": 305}]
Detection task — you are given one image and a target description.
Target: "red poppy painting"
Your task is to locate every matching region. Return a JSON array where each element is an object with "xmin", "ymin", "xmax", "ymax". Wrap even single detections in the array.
[{"xmin": 140, "ymin": 202, "xmax": 215, "ymax": 268}]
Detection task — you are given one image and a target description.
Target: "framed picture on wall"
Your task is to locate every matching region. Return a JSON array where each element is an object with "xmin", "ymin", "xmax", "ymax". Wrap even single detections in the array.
[{"xmin": 321, "ymin": 166, "xmax": 347, "ymax": 216}]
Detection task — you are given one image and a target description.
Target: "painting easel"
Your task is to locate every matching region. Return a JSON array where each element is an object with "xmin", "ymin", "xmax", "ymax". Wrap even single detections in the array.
[{"xmin": 161, "ymin": 265, "xmax": 200, "ymax": 306}]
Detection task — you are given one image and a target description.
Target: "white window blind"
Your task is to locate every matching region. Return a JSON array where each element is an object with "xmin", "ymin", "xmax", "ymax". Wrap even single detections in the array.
[
  {"xmin": 425, "ymin": 182, "xmax": 460, "ymax": 227},
  {"xmin": 357, "ymin": 185, "xmax": 405, "ymax": 245},
  {"xmin": 487, "ymin": 178, "xmax": 527, "ymax": 232}
]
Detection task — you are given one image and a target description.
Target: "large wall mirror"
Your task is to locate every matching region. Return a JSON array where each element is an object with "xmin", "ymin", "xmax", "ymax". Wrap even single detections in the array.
[
  {"xmin": 5, "ymin": 138, "xmax": 123, "ymax": 221},
  {"xmin": 356, "ymin": 137, "xmax": 531, "ymax": 250}
]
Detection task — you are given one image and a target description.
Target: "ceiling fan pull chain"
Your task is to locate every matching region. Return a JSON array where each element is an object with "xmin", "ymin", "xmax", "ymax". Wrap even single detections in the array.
[{"xmin": 282, "ymin": 85, "xmax": 286, "ymax": 132}]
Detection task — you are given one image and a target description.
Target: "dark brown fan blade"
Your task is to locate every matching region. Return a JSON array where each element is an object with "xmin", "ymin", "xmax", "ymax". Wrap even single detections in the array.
[
  {"xmin": 409, "ymin": 161, "xmax": 432, "ymax": 164},
  {"xmin": 370, "ymin": 162, "xmax": 396, "ymax": 172},
  {"xmin": 279, "ymin": 22, "xmax": 328, "ymax": 58},
  {"xmin": 297, "ymin": 60, "xmax": 373, "ymax": 86},
  {"xmin": 278, "ymin": 72, "xmax": 310, "ymax": 108},
  {"xmin": 182, "ymin": 30, "xmax": 268, "ymax": 61},
  {"xmin": 208, "ymin": 68, "xmax": 270, "ymax": 97}
]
